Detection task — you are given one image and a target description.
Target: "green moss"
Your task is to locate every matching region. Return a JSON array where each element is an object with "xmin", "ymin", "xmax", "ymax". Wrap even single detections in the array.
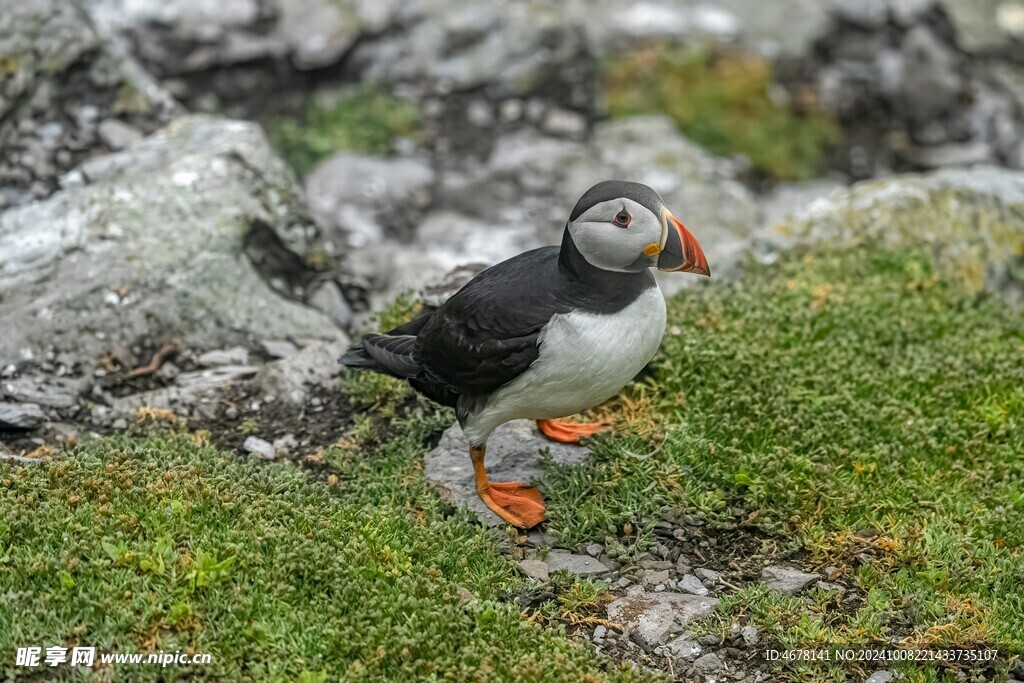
[
  {"xmin": 604, "ymin": 46, "xmax": 838, "ymax": 181},
  {"xmin": 0, "ymin": 417, "xmax": 648, "ymax": 682},
  {"xmin": 269, "ymin": 86, "xmax": 421, "ymax": 177},
  {"xmin": 543, "ymin": 245, "xmax": 1024, "ymax": 670}
]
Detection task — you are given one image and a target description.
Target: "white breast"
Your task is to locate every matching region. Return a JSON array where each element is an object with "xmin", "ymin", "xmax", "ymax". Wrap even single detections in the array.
[{"xmin": 462, "ymin": 285, "xmax": 667, "ymax": 445}]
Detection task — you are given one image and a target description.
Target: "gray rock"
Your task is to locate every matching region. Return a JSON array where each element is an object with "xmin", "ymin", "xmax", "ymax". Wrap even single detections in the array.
[
  {"xmin": 828, "ymin": 0, "xmax": 890, "ymax": 28},
  {"xmin": 1, "ymin": 378, "xmax": 82, "ymax": 408},
  {"xmin": 1, "ymin": 0, "xmax": 179, "ymax": 205},
  {"xmin": 643, "ymin": 569, "xmax": 671, "ymax": 586},
  {"xmin": 943, "ymin": 0, "xmax": 1017, "ymax": 52},
  {"xmin": 541, "ymin": 109, "xmax": 587, "ymax": 138},
  {"xmin": 260, "ymin": 339, "xmax": 300, "ymax": 359},
  {"xmin": 741, "ymin": 624, "xmax": 760, "ymax": 644},
  {"xmin": 605, "ymin": 592, "xmax": 719, "ymax": 651},
  {"xmin": 175, "ymin": 366, "xmax": 258, "ymax": 390},
  {"xmin": 83, "ymin": 0, "xmax": 396, "ymax": 73},
  {"xmin": 272, "ymin": 433, "xmax": 298, "ymax": 456},
  {"xmin": 518, "ymin": 559, "xmax": 549, "ymax": 581},
  {"xmin": 694, "ymin": 568, "xmax": 722, "ymax": 583},
  {"xmin": 0, "ymin": 402, "xmax": 45, "ymax": 429},
  {"xmin": 866, "ymin": 672, "xmax": 894, "ymax": 683},
  {"xmin": 585, "ymin": 543, "xmax": 604, "ymax": 557},
  {"xmin": 112, "ymin": 365, "xmax": 258, "ymax": 415},
  {"xmin": 197, "ymin": 347, "xmax": 251, "ymax": 367},
  {"xmin": 351, "ymin": 0, "xmax": 593, "ymax": 109},
  {"xmin": 308, "ymin": 281, "xmax": 353, "ymax": 328},
  {"xmin": 761, "ymin": 565, "xmax": 819, "ymax": 594},
  {"xmin": 665, "ymin": 635, "xmax": 702, "ymax": 660},
  {"xmin": 639, "ymin": 558, "xmax": 674, "ymax": 571},
  {"xmin": 97, "ymin": 119, "xmax": 144, "ymax": 150},
  {"xmin": 899, "ymin": 25, "xmax": 967, "ymax": 126},
  {"xmin": 544, "ymin": 550, "xmax": 610, "ymax": 576},
  {"xmin": 901, "ymin": 141, "xmax": 993, "ymax": 168},
  {"xmin": 256, "ymin": 339, "xmax": 350, "ymax": 405},
  {"xmin": 243, "ymin": 436, "xmax": 276, "ymax": 460},
  {"xmin": 760, "ymin": 181, "xmax": 844, "ymax": 229},
  {"xmin": 692, "ymin": 652, "xmax": 724, "ymax": 672},
  {"xmin": 304, "ymin": 153, "xmax": 434, "ymax": 251},
  {"xmin": 760, "ymin": 167, "xmax": 1024, "ymax": 306},
  {"xmin": 713, "ymin": 0, "xmax": 829, "ymax": 55},
  {"xmin": 678, "ymin": 574, "xmax": 710, "ymax": 596},
  {"xmin": 424, "ymin": 419, "xmax": 587, "ymax": 526},
  {"xmin": 0, "ymin": 116, "xmax": 344, "ymax": 371},
  {"xmin": 592, "ymin": 625, "xmax": 607, "ymax": 642}
]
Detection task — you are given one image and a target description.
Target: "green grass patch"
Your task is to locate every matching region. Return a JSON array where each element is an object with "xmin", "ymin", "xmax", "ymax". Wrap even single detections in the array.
[
  {"xmin": 543, "ymin": 246, "xmax": 1024, "ymax": 668},
  {"xmin": 604, "ymin": 46, "xmax": 838, "ymax": 181},
  {"xmin": 269, "ymin": 85, "xmax": 421, "ymax": 177},
  {"xmin": 0, "ymin": 412, "xmax": 648, "ymax": 682}
]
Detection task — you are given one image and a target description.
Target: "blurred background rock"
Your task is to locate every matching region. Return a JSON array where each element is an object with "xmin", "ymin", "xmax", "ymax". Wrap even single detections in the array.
[{"xmin": 2, "ymin": 0, "xmax": 1023, "ymax": 430}]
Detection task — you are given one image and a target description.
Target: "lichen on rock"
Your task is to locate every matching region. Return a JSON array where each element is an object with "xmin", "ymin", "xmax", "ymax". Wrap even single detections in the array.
[{"xmin": 762, "ymin": 167, "xmax": 1024, "ymax": 304}]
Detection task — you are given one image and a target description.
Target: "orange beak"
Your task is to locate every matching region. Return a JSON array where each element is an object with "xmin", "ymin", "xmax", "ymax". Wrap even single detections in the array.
[{"xmin": 657, "ymin": 208, "xmax": 710, "ymax": 277}]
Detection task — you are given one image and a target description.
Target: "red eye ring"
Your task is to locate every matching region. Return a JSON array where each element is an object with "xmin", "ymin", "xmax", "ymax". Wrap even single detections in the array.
[{"xmin": 613, "ymin": 210, "xmax": 631, "ymax": 227}]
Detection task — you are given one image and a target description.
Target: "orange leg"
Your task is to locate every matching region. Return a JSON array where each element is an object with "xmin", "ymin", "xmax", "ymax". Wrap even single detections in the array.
[
  {"xmin": 536, "ymin": 418, "xmax": 606, "ymax": 444},
  {"xmin": 472, "ymin": 445, "xmax": 545, "ymax": 528}
]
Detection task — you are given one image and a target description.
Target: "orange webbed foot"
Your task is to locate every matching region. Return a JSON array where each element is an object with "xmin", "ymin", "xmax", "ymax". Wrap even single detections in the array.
[
  {"xmin": 536, "ymin": 418, "xmax": 607, "ymax": 444},
  {"xmin": 480, "ymin": 482, "xmax": 546, "ymax": 528}
]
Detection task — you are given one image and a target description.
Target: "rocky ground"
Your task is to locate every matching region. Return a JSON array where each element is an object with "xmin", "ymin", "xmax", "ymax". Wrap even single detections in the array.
[{"xmin": 3, "ymin": 0, "xmax": 1024, "ymax": 680}]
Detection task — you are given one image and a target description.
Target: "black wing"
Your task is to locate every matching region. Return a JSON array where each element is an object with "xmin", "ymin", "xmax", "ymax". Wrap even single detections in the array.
[{"xmin": 415, "ymin": 247, "xmax": 566, "ymax": 398}]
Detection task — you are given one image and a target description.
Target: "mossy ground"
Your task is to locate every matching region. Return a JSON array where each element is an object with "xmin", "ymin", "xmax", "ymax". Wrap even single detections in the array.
[
  {"xmin": 268, "ymin": 85, "xmax": 421, "ymax": 177},
  {"xmin": 543, "ymin": 246, "xmax": 1024, "ymax": 680},
  {"xmin": 604, "ymin": 46, "xmax": 838, "ymax": 181},
  {"xmin": 4, "ymin": 245, "xmax": 1021, "ymax": 681},
  {"xmin": 0, "ymin": 399, "xmax": 646, "ymax": 681}
]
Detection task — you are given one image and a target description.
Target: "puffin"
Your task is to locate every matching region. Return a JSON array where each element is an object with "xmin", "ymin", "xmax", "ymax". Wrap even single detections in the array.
[{"xmin": 341, "ymin": 181, "xmax": 710, "ymax": 528}]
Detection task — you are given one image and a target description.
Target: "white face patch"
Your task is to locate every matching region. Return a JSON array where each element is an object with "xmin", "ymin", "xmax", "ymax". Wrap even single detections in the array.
[{"xmin": 567, "ymin": 197, "xmax": 664, "ymax": 272}]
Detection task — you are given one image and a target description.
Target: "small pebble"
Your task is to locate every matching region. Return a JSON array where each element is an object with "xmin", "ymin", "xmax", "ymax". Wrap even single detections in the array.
[
  {"xmin": 679, "ymin": 574, "xmax": 710, "ymax": 596},
  {"xmin": 243, "ymin": 436, "xmax": 276, "ymax": 460}
]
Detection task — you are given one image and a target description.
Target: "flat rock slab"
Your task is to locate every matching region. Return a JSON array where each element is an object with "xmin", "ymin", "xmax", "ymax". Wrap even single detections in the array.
[
  {"xmin": 542, "ymin": 550, "xmax": 610, "ymax": 576},
  {"xmin": 606, "ymin": 592, "xmax": 719, "ymax": 651},
  {"xmin": 761, "ymin": 565, "xmax": 819, "ymax": 594},
  {"xmin": 0, "ymin": 402, "xmax": 45, "ymax": 430},
  {"xmin": 424, "ymin": 420, "xmax": 588, "ymax": 526}
]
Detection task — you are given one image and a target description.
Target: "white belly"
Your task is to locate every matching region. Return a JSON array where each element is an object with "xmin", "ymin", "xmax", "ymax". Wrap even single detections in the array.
[{"xmin": 463, "ymin": 285, "xmax": 666, "ymax": 445}]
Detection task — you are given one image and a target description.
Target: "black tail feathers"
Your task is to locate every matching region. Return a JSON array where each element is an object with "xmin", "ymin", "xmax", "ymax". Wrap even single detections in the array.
[{"xmin": 340, "ymin": 334, "xmax": 420, "ymax": 379}]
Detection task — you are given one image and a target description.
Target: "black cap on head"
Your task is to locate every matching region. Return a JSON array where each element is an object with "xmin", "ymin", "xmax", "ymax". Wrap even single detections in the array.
[{"xmin": 569, "ymin": 181, "xmax": 665, "ymax": 222}]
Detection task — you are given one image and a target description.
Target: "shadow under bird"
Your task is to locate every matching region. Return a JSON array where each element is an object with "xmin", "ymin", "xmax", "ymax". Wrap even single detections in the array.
[{"xmin": 341, "ymin": 180, "xmax": 710, "ymax": 528}]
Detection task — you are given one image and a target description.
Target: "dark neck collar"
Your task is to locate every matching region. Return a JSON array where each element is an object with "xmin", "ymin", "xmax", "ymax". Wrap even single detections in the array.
[{"xmin": 557, "ymin": 226, "xmax": 649, "ymax": 289}]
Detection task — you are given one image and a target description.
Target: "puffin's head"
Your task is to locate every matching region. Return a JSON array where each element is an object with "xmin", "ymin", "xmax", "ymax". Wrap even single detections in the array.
[{"xmin": 565, "ymin": 180, "xmax": 710, "ymax": 277}]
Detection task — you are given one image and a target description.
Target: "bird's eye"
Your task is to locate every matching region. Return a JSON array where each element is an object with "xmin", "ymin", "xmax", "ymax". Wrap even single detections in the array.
[{"xmin": 613, "ymin": 210, "xmax": 631, "ymax": 227}]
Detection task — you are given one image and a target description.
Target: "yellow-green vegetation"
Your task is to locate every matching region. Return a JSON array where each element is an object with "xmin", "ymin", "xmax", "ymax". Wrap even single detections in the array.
[
  {"xmin": 0, "ymin": 416, "xmax": 650, "ymax": 682},
  {"xmin": 542, "ymin": 244, "xmax": 1024, "ymax": 677},
  {"xmin": 269, "ymin": 85, "xmax": 421, "ymax": 177},
  {"xmin": 778, "ymin": 176, "xmax": 1024, "ymax": 299},
  {"xmin": 604, "ymin": 46, "xmax": 838, "ymax": 180}
]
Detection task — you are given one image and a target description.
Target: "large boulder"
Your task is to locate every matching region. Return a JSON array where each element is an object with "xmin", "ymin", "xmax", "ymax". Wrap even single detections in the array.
[
  {"xmin": 82, "ymin": 0, "xmax": 398, "ymax": 73},
  {"xmin": 759, "ymin": 166, "xmax": 1024, "ymax": 305},
  {"xmin": 810, "ymin": 0, "xmax": 1024, "ymax": 177},
  {"xmin": 339, "ymin": 116, "xmax": 759, "ymax": 306},
  {"xmin": 0, "ymin": 115, "xmax": 345, "ymax": 370},
  {"xmin": 0, "ymin": 0, "xmax": 180, "ymax": 208}
]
